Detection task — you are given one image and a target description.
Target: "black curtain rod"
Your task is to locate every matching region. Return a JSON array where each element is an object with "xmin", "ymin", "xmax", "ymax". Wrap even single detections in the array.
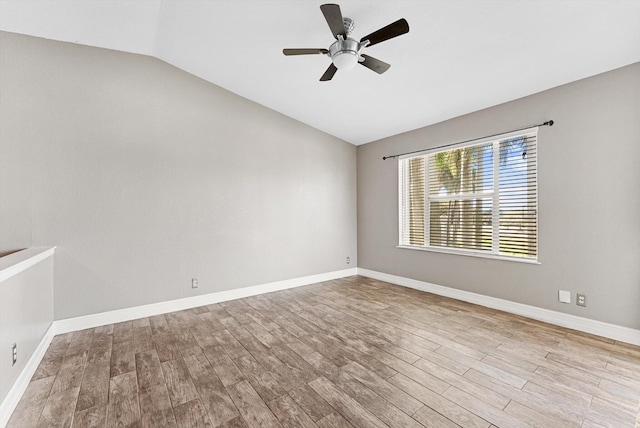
[{"xmin": 382, "ymin": 120, "xmax": 554, "ymax": 160}]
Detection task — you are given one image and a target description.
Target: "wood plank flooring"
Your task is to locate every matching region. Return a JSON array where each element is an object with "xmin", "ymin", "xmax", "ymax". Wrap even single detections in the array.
[{"xmin": 8, "ymin": 275, "xmax": 640, "ymax": 427}]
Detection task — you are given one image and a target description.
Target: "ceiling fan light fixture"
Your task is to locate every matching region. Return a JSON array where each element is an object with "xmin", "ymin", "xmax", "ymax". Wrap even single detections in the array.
[
  {"xmin": 329, "ymin": 38, "xmax": 361, "ymax": 70},
  {"xmin": 332, "ymin": 50, "xmax": 359, "ymax": 70}
]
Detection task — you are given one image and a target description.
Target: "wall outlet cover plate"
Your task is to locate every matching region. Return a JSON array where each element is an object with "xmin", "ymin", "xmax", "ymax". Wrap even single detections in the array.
[{"xmin": 558, "ymin": 290, "xmax": 571, "ymax": 304}]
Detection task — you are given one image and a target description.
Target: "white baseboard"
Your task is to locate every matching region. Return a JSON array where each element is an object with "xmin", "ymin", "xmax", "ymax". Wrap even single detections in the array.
[
  {"xmin": 0, "ymin": 323, "xmax": 56, "ymax": 428},
  {"xmin": 54, "ymin": 268, "xmax": 358, "ymax": 335},
  {"xmin": 1, "ymin": 268, "xmax": 357, "ymax": 427},
  {"xmin": 4, "ymin": 266, "xmax": 636, "ymax": 428},
  {"xmin": 357, "ymin": 268, "xmax": 640, "ymax": 346}
]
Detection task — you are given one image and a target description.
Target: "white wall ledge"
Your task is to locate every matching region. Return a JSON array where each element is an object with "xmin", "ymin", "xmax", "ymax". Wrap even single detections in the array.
[{"xmin": 0, "ymin": 247, "xmax": 56, "ymax": 284}]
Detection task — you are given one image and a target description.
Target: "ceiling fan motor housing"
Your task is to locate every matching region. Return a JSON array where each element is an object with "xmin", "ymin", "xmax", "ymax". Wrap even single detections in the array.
[{"xmin": 329, "ymin": 38, "xmax": 362, "ymax": 70}]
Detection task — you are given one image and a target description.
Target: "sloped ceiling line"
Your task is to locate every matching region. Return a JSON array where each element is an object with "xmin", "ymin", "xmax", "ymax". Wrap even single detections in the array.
[{"xmin": 1, "ymin": 0, "xmax": 639, "ymax": 145}]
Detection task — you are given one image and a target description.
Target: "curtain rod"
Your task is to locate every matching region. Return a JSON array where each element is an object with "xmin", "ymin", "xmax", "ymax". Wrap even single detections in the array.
[{"xmin": 382, "ymin": 120, "xmax": 554, "ymax": 160}]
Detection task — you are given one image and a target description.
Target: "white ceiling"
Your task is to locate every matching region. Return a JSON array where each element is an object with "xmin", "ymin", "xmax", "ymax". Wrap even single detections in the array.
[{"xmin": 2, "ymin": 0, "xmax": 639, "ymax": 145}]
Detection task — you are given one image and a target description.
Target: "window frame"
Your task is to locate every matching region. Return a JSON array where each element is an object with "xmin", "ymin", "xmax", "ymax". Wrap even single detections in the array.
[{"xmin": 397, "ymin": 127, "xmax": 540, "ymax": 264}]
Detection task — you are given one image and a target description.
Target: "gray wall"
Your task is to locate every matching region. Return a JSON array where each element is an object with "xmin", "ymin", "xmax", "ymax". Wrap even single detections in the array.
[
  {"xmin": 0, "ymin": 251, "xmax": 54, "ymax": 404},
  {"xmin": 0, "ymin": 32, "xmax": 357, "ymax": 320},
  {"xmin": 358, "ymin": 63, "xmax": 640, "ymax": 329}
]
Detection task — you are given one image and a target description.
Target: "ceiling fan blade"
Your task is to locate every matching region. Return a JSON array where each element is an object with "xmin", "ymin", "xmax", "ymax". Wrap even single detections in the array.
[
  {"xmin": 320, "ymin": 4, "xmax": 346, "ymax": 39},
  {"xmin": 283, "ymin": 48, "xmax": 329, "ymax": 56},
  {"xmin": 360, "ymin": 54, "xmax": 390, "ymax": 74},
  {"xmin": 360, "ymin": 18, "xmax": 409, "ymax": 47},
  {"xmin": 320, "ymin": 63, "xmax": 338, "ymax": 81}
]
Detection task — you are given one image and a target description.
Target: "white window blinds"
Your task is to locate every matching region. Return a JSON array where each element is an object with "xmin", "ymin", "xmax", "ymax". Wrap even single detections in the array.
[{"xmin": 399, "ymin": 130, "xmax": 538, "ymax": 260}]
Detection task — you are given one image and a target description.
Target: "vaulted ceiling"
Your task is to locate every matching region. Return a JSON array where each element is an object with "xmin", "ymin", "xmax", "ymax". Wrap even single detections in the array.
[{"xmin": 2, "ymin": 0, "xmax": 639, "ymax": 145}]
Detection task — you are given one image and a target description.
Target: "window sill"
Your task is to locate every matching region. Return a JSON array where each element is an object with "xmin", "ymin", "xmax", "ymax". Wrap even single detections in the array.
[{"xmin": 396, "ymin": 245, "xmax": 541, "ymax": 265}]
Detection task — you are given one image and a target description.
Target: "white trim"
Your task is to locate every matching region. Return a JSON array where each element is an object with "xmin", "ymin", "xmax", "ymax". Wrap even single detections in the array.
[
  {"xmin": 423, "ymin": 156, "xmax": 430, "ymax": 247},
  {"xmin": 1, "ymin": 267, "xmax": 357, "ymax": 426},
  {"xmin": 396, "ymin": 245, "xmax": 541, "ymax": 264},
  {"xmin": 7, "ymin": 264, "xmax": 637, "ymax": 428},
  {"xmin": 398, "ymin": 129, "xmax": 539, "ymax": 262},
  {"xmin": 491, "ymin": 139, "xmax": 500, "ymax": 251},
  {"xmin": 0, "ymin": 247, "xmax": 56, "ymax": 283},
  {"xmin": 398, "ymin": 158, "xmax": 407, "ymax": 246},
  {"xmin": 54, "ymin": 268, "xmax": 357, "ymax": 334},
  {"xmin": 356, "ymin": 268, "xmax": 640, "ymax": 347},
  {"xmin": 0, "ymin": 324, "xmax": 55, "ymax": 428}
]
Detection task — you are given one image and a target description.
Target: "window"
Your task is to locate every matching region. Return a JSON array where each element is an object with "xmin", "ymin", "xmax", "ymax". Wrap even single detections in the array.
[{"xmin": 399, "ymin": 129, "xmax": 538, "ymax": 261}]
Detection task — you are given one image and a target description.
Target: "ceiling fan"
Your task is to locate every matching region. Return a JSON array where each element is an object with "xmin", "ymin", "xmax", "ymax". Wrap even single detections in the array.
[{"xmin": 283, "ymin": 3, "xmax": 409, "ymax": 81}]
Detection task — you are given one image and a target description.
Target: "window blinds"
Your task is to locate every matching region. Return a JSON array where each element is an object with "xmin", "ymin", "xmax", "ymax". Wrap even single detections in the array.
[{"xmin": 399, "ymin": 130, "xmax": 538, "ymax": 260}]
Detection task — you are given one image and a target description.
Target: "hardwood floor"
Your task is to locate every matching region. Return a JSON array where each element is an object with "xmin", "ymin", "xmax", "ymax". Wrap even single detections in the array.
[{"xmin": 8, "ymin": 275, "xmax": 640, "ymax": 427}]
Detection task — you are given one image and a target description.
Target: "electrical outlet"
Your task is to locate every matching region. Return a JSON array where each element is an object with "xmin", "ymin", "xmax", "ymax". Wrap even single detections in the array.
[
  {"xmin": 191, "ymin": 278, "xmax": 198, "ymax": 289},
  {"xmin": 577, "ymin": 293, "xmax": 586, "ymax": 307},
  {"xmin": 346, "ymin": 257, "xmax": 350, "ymax": 264},
  {"xmin": 12, "ymin": 343, "xmax": 17, "ymax": 366}
]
